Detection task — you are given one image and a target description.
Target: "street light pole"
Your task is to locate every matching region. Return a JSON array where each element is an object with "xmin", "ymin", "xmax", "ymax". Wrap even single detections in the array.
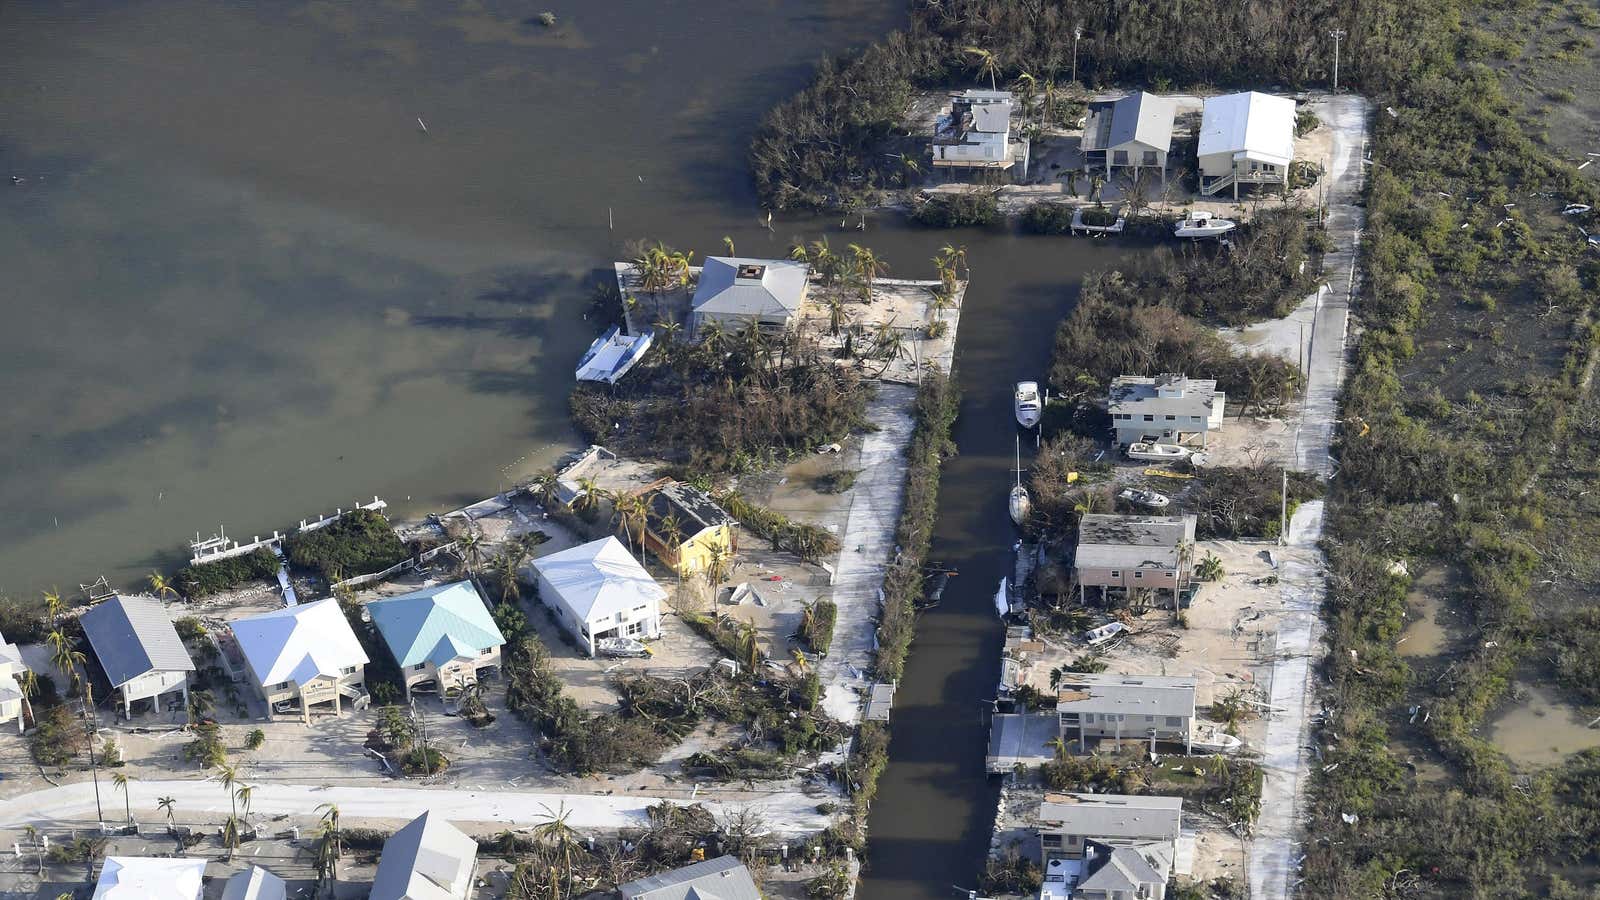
[{"xmin": 1329, "ymin": 29, "xmax": 1347, "ymax": 94}]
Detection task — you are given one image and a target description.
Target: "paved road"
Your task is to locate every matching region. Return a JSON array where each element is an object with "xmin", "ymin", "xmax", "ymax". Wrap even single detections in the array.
[
  {"xmin": 0, "ymin": 778, "xmax": 829, "ymax": 836},
  {"xmin": 1247, "ymin": 93, "xmax": 1371, "ymax": 900},
  {"xmin": 817, "ymin": 384, "xmax": 915, "ymax": 724}
]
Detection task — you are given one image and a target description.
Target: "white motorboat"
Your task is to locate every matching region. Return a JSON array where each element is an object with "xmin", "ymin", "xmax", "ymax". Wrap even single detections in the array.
[
  {"xmin": 1174, "ymin": 210, "xmax": 1238, "ymax": 239},
  {"xmin": 1118, "ymin": 487, "xmax": 1171, "ymax": 509},
  {"xmin": 1008, "ymin": 437, "xmax": 1031, "ymax": 525},
  {"xmin": 1562, "ymin": 203, "xmax": 1591, "ymax": 216},
  {"xmin": 575, "ymin": 326, "xmax": 654, "ymax": 384},
  {"xmin": 1014, "ymin": 381, "xmax": 1042, "ymax": 429},
  {"xmin": 1126, "ymin": 441, "xmax": 1189, "ymax": 462}
]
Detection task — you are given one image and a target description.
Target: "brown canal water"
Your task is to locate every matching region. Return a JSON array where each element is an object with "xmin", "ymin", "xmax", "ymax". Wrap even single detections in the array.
[{"xmin": 2, "ymin": 3, "xmax": 1155, "ymax": 896}]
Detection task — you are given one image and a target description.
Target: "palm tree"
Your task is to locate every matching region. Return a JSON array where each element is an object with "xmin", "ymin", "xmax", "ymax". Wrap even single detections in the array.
[
  {"xmin": 825, "ymin": 293, "xmax": 846, "ymax": 336},
  {"xmin": 314, "ymin": 803, "xmax": 343, "ymax": 895},
  {"xmin": 157, "ymin": 795, "xmax": 177, "ymax": 827},
  {"xmin": 848, "ymin": 244, "xmax": 887, "ymax": 301},
  {"xmin": 149, "ymin": 572, "xmax": 180, "ymax": 603},
  {"xmin": 790, "ymin": 648, "xmax": 810, "ymax": 676},
  {"xmin": 1059, "ymin": 167, "xmax": 1081, "ymax": 197},
  {"xmin": 1012, "ymin": 71, "xmax": 1037, "ymax": 126},
  {"xmin": 43, "ymin": 589, "xmax": 65, "ymax": 622},
  {"xmin": 216, "ymin": 762, "xmax": 240, "ymax": 821},
  {"xmin": 494, "ymin": 546, "xmax": 528, "ymax": 604},
  {"xmin": 112, "ymin": 771, "xmax": 133, "ymax": 823},
  {"xmin": 569, "ymin": 478, "xmax": 603, "ymax": 515},
  {"xmin": 532, "ymin": 803, "xmax": 584, "ymax": 900},
  {"xmin": 964, "ymin": 46, "xmax": 1002, "ymax": 90},
  {"xmin": 722, "ymin": 235, "xmax": 735, "ymax": 257},
  {"xmin": 187, "ymin": 689, "xmax": 215, "ymax": 723},
  {"xmin": 222, "ymin": 815, "xmax": 242, "ymax": 860},
  {"xmin": 458, "ymin": 528, "xmax": 487, "ymax": 575},
  {"xmin": 528, "ymin": 472, "xmax": 561, "ymax": 509}
]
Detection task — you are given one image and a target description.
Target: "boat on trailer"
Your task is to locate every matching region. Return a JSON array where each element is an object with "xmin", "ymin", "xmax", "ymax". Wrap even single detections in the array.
[
  {"xmin": 1174, "ymin": 210, "xmax": 1238, "ymax": 239},
  {"xmin": 1126, "ymin": 441, "xmax": 1189, "ymax": 462},
  {"xmin": 1014, "ymin": 381, "xmax": 1042, "ymax": 429}
]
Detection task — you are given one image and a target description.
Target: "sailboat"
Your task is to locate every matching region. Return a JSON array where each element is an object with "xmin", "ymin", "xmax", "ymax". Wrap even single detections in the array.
[{"xmin": 1008, "ymin": 436, "xmax": 1031, "ymax": 525}]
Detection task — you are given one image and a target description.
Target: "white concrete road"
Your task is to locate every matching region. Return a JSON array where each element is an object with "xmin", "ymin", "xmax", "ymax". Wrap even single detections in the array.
[
  {"xmin": 817, "ymin": 384, "xmax": 916, "ymax": 724},
  {"xmin": 1245, "ymin": 93, "xmax": 1371, "ymax": 900},
  {"xmin": 0, "ymin": 778, "xmax": 829, "ymax": 837}
]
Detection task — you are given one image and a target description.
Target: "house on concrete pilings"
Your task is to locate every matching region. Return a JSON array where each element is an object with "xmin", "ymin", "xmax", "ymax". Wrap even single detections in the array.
[
  {"xmin": 79, "ymin": 595, "xmax": 195, "ymax": 718},
  {"xmin": 1197, "ymin": 91, "xmax": 1296, "ymax": 198},
  {"xmin": 1109, "ymin": 373, "xmax": 1224, "ymax": 449},
  {"xmin": 931, "ymin": 89, "xmax": 1027, "ymax": 175},
  {"xmin": 1081, "ymin": 91, "xmax": 1176, "ymax": 184},
  {"xmin": 1074, "ymin": 514, "xmax": 1197, "ymax": 608},
  {"xmin": 1056, "ymin": 672, "xmax": 1197, "ymax": 754},
  {"xmin": 1038, "ymin": 793, "xmax": 1184, "ymax": 864},
  {"xmin": 0, "ymin": 631, "xmax": 29, "ymax": 731},
  {"xmin": 231, "ymin": 598, "xmax": 369, "ymax": 723},
  {"xmin": 367, "ymin": 580, "xmax": 505, "ymax": 702},
  {"xmin": 532, "ymin": 536, "xmax": 665, "ymax": 657}
]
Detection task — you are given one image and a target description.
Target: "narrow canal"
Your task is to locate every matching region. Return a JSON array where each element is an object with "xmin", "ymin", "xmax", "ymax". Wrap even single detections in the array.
[{"xmin": 5, "ymin": 4, "xmax": 1158, "ymax": 898}]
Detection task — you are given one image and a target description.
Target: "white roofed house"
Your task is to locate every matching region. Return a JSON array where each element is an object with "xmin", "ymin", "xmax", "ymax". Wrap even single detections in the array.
[
  {"xmin": 78, "ymin": 595, "xmax": 195, "ymax": 719},
  {"xmin": 370, "ymin": 811, "xmax": 478, "ymax": 900},
  {"xmin": 619, "ymin": 855, "xmax": 762, "ymax": 900},
  {"xmin": 1197, "ymin": 90, "xmax": 1297, "ymax": 198},
  {"xmin": 931, "ymin": 89, "xmax": 1021, "ymax": 172},
  {"xmin": 1056, "ymin": 673, "xmax": 1198, "ymax": 754},
  {"xmin": 1108, "ymin": 374, "xmax": 1225, "ymax": 449},
  {"xmin": 0, "ymin": 630, "xmax": 28, "ymax": 731},
  {"xmin": 1037, "ymin": 793, "xmax": 1183, "ymax": 865},
  {"xmin": 230, "ymin": 598, "xmax": 369, "ymax": 724},
  {"xmin": 1081, "ymin": 91, "xmax": 1176, "ymax": 183},
  {"xmin": 689, "ymin": 257, "xmax": 810, "ymax": 337},
  {"xmin": 221, "ymin": 866, "xmax": 288, "ymax": 900},
  {"xmin": 1074, "ymin": 514, "xmax": 1198, "ymax": 608},
  {"xmin": 92, "ymin": 856, "xmax": 207, "ymax": 900},
  {"xmin": 531, "ymin": 536, "xmax": 666, "ymax": 657}
]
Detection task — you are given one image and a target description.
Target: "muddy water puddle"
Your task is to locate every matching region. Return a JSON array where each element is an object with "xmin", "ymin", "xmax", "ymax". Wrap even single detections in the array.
[
  {"xmin": 1486, "ymin": 682, "xmax": 1600, "ymax": 767},
  {"xmin": 1397, "ymin": 567, "xmax": 1455, "ymax": 657}
]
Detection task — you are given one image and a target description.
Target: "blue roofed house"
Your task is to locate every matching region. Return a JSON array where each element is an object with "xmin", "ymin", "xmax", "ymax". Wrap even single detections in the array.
[
  {"xmin": 367, "ymin": 581, "xmax": 506, "ymax": 701},
  {"xmin": 79, "ymin": 595, "xmax": 195, "ymax": 719}
]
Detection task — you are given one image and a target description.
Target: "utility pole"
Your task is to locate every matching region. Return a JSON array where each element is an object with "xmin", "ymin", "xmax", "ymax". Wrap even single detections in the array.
[
  {"xmin": 1280, "ymin": 468, "xmax": 1288, "ymax": 546},
  {"xmin": 1329, "ymin": 29, "xmax": 1347, "ymax": 94},
  {"xmin": 1071, "ymin": 26, "xmax": 1082, "ymax": 85}
]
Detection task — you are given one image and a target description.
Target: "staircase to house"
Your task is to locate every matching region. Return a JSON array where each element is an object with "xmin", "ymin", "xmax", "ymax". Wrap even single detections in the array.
[{"xmin": 1200, "ymin": 172, "xmax": 1237, "ymax": 196}]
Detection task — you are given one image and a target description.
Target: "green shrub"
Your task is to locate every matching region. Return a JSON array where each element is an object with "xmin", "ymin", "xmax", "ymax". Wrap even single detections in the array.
[
  {"xmin": 283, "ymin": 509, "xmax": 407, "ymax": 581},
  {"xmin": 910, "ymin": 192, "xmax": 1000, "ymax": 228},
  {"xmin": 1021, "ymin": 203, "xmax": 1077, "ymax": 234},
  {"xmin": 714, "ymin": 492, "xmax": 840, "ymax": 562},
  {"xmin": 30, "ymin": 704, "xmax": 88, "ymax": 767},
  {"xmin": 176, "ymin": 547, "xmax": 280, "ymax": 598},
  {"xmin": 800, "ymin": 599, "xmax": 838, "ymax": 655}
]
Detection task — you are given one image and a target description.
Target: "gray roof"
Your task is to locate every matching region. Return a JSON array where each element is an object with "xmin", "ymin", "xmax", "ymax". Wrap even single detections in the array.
[
  {"xmin": 619, "ymin": 856, "xmax": 761, "ymax": 900},
  {"xmin": 79, "ymin": 596, "xmax": 195, "ymax": 687},
  {"xmin": 370, "ymin": 811, "xmax": 478, "ymax": 900},
  {"xmin": 1075, "ymin": 514, "xmax": 1197, "ymax": 570},
  {"xmin": 865, "ymin": 682, "xmax": 896, "ymax": 721},
  {"xmin": 987, "ymin": 712, "xmax": 1060, "ymax": 769},
  {"xmin": 646, "ymin": 482, "xmax": 736, "ymax": 536},
  {"xmin": 1078, "ymin": 843, "xmax": 1165, "ymax": 893},
  {"xmin": 691, "ymin": 257, "xmax": 809, "ymax": 323},
  {"xmin": 1056, "ymin": 673, "xmax": 1196, "ymax": 719},
  {"xmin": 1038, "ymin": 793, "xmax": 1183, "ymax": 840},
  {"xmin": 1107, "ymin": 92, "xmax": 1175, "ymax": 152},
  {"xmin": 1109, "ymin": 374, "xmax": 1221, "ymax": 418}
]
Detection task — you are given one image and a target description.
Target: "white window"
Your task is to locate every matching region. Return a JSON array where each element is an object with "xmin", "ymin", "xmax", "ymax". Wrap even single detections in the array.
[
  {"xmin": 1113, "ymin": 150, "xmax": 1129, "ymax": 165},
  {"xmin": 1134, "ymin": 571, "xmax": 1143, "ymax": 579},
  {"xmin": 342, "ymin": 666, "xmax": 358, "ymax": 676},
  {"xmin": 626, "ymin": 621, "xmax": 645, "ymax": 637},
  {"xmin": 479, "ymin": 647, "xmax": 494, "ymax": 656},
  {"xmin": 1142, "ymin": 150, "xmax": 1158, "ymax": 166},
  {"xmin": 1110, "ymin": 570, "xmax": 1121, "ymax": 578},
  {"xmin": 1143, "ymin": 414, "xmax": 1154, "ymax": 421},
  {"xmin": 273, "ymin": 681, "xmax": 291, "ymax": 691},
  {"xmin": 412, "ymin": 663, "xmax": 426, "ymax": 671}
]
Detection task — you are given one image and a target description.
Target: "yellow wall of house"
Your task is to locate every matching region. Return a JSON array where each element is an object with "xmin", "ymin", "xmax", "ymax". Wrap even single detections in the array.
[{"xmin": 675, "ymin": 525, "xmax": 734, "ymax": 575}]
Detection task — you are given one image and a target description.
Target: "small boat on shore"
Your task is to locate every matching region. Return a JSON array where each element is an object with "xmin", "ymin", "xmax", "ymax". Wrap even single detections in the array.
[
  {"xmin": 1014, "ymin": 381, "xmax": 1042, "ymax": 429},
  {"xmin": 596, "ymin": 636, "xmax": 651, "ymax": 658},
  {"xmin": 575, "ymin": 326, "xmax": 654, "ymax": 384},
  {"xmin": 1126, "ymin": 441, "xmax": 1189, "ymax": 462},
  {"xmin": 1118, "ymin": 487, "xmax": 1171, "ymax": 509},
  {"xmin": 1174, "ymin": 210, "xmax": 1237, "ymax": 239},
  {"xmin": 1562, "ymin": 203, "xmax": 1592, "ymax": 216},
  {"xmin": 1008, "ymin": 437, "xmax": 1031, "ymax": 525},
  {"xmin": 1071, "ymin": 206, "xmax": 1126, "ymax": 235}
]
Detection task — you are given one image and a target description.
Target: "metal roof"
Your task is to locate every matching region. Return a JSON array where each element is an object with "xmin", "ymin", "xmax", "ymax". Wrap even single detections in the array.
[
  {"xmin": 1037, "ymin": 793, "xmax": 1183, "ymax": 840},
  {"xmin": 1109, "ymin": 374, "xmax": 1220, "ymax": 418},
  {"xmin": 1198, "ymin": 91, "xmax": 1296, "ymax": 166},
  {"xmin": 987, "ymin": 712, "xmax": 1060, "ymax": 770},
  {"xmin": 93, "ymin": 857, "xmax": 207, "ymax": 900},
  {"xmin": 79, "ymin": 596, "xmax": 195, "ymax": 687},
  {"xmin": 1056, "ymin": 673, "xmax": 1196, "ymax": 719},
  {"xmin": 865, "ymin": 682, "xmax": 896, "ymax": 721},
  {"xmin": 1075, "ymin": 515, "xmax": 1197, "ymax": 570},
  {"xmin": 1077, "ymin": 844, "xmax": 1165, "ymax": 893},
  {"xmin": 368, "ymin": 581, "xmax": 505, "ymax": 669},
  {"xmin": 221, "ymin": 866, "xmax": 287, "ymax": 900},
  {"xmin": 1106, "ymin": 92, "xmax": 1175, "ymax": 152},
  {"xmin": 691, "ymin": 257, "xmax": 809, "ymax": 322},
  {"xmin": 532, "ymin": 536, "xmax": 666, "ymax": 625},
  {"xmin": 619, "ymin": 856, "xmax": 762, "ymax": 900},
  {"xmin": 230, "ymin": 598, "xmax": 369, "ymax": 688},
  {"xmin": 370, "ymin": 811, "xmax": 479, "ymax": 900}
]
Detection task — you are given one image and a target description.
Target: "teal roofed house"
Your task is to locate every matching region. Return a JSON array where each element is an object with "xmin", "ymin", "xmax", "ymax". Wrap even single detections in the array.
[{"xmin": 367, "ymin": 581, "xmax": 505, "ymax": 701}]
